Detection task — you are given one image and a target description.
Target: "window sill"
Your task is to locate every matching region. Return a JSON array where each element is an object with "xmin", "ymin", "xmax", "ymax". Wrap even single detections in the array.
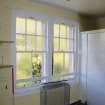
[{"xmin": 14, "ymin": 76, "xmax": 78, "ymax": 96}]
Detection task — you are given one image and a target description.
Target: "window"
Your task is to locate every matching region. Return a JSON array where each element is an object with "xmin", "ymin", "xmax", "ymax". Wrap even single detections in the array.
[
  {"xmin": 16, "ymin": 17, "xmax": 48, "ymax": 87},
  {"xmin": 53, "ymin": 24, "xmax": 74, "ymax": 80},
  {"xmin": 15, "ymin": 12, "xmax": 79, "ymax": 89}
]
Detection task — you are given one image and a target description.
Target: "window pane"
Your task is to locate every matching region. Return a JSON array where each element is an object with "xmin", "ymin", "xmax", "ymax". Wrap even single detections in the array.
[
  {"xmin": 37, "ymin": 21, "xmax": 42, "ymax": 35},
  {"xmin": 67, "ymin": 26, "xmax": 70, "ymax": 38},
  {"xmin": 37, "ymin": 36, "xmax": 42, "ymax": 51},
  {"xmin": 16, "ymin": 80, "xmax": 41, "ymax": 87},
  {"xmin": 54, "ymin": 38, "xmax": 59, "ymax": 51},
  {"xmin": 27, "ymin": 19, "xmax": 35, "ymax": 34},
  {"xmin": 16, "ymin": 53, "xmax": 31, "ymax": 79},
  {"xmin": 53, "ymin": 53, "xmax": 63, "ymax": 76},
  {"xmin": 60, "ymin": 38, "xmax": 66, "ymax": 51},
  {"xmin": 16, "ymin": 17, "xmax": 25, "ymax": 33},
  {"xmin": 53, "ymin": 53, "xmax": 74, "ymax": 77},
  {"xmin": 67, "ymin": 26, "xmax": 73, "ymax": 39},
  {"xmin": 65, "ymin": 53, "xmax": 74, "ymax": 73},
  {"xmin": 32, "ymin": 53, "xmax": 42, "ymax": 77},
  {"xmin": 16, "ymin": 35, "xmax": 25, "ymax": 51},
  {"xmin": 27, "ymin": 36, "xmax": 35, "ymax": 51},
  {"xmin": 54, "ymin": 24, "xmax": 59, "ymax": 37},
  {"xmin": 69, "ymin": 27, "xmax": 73, "ymax": 39},
  {"xmin": 60, "ymin": 24, "xmax": 66, "ymax": 38},
  {"xmin": 67, "ymin": 39, "xmax": 73, "ymax": 51},
  {"xmin": 64, "ymin": 53, "xmax": 73, "ymax": 74}
]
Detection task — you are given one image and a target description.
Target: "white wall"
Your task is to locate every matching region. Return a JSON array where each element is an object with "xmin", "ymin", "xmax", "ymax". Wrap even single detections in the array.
[{"xmin": 81, "ymin": 29, "xmax": 105, "ymax": 105}]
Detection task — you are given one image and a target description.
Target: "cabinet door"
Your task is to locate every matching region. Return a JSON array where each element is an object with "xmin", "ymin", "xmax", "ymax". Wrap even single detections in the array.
[
  {"xmin": 81, "ymin": 31, "xmax": 105, "ymax": 105},
  {"xmin": 87, "ymin": 33, "xmax": 105, "ymax": 105},
  {"xmin": 0, "ymin": 67, "xmax": 13, "ymax": 105}
]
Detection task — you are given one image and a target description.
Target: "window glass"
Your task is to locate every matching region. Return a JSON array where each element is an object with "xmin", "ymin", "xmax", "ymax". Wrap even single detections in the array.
[
  {"xmin": 53, "ymin": 53, "xmax": 63, "ymax": 76},
  {"xmin": 16, "ymin": 17, "xmax": 25, "ymax": 33},
  {"xmin": 60, "ymin": 24, "xmax": 66, "ymax": 38},
  {"xmin": 60, "ymin": 38, "xmax": 66, "ymax": 51},
  {"xmin": 32, "ymin": 53, "xmax": 42, "ymax": 77},
  {"xmin": 54, "ymin": 38, "xmax": 59, "ymax": 51},
  {"xmin": 67, "ymin": 39, "xmax": 73, "ymax": 51},
  {"xmin": 16, "ymin": 35, "xmax": 25, "ymax": 51},
  {"xmin": 27, "ymin": 36, "xmax": 35, "ymax": 51},
  {"xmin": 37, "ymin": 36, "xmax": 42, "ymax": 51},
  {"xmin": 37, "ymin": 21, "xmax": 42, "ymax": 35},
  {"xmin": 54, "ymin": 24, "xmax": 59, "ymax": 37},
  {"xmin": 16, "ymin": 80, "xmax": 41, "ymax": 87},
  {"xmin": 64, "ymin": 53, "xmax": 74, "ymax": 74},
  {"xmin": 27, "ymin": 19, "xmax": 35, "ymax": 34},
  {"xmin": 16, "ymin": 53, "xmax": 31, "ymax": 79}
]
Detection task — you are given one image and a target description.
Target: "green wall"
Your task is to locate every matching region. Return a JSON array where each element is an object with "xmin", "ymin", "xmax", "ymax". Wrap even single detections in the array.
[
  {"xmin": 79, "ymin": 15, "xmax": 98, "ymax": 31},
  {"xmin": 97, "ymin": 16, "xmax": 105, "ymax": 29}
]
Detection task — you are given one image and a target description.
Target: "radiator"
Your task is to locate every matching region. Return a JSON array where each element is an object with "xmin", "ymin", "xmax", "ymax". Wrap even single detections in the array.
[{"xmin": 40, "ymin": 81, "xmax": 70, "ymax": 105}]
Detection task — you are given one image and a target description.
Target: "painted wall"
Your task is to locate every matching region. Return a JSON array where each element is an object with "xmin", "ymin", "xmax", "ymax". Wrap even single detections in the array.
[
  {"xmin": 0, "ymin": 0, "xmax": 81, "ymax": 105},
  {"xmin": 97, "ymin": 17, "xmax": 105, "ymax": 29},
  {"xmin": 87, "ymin": 16, "xmax": 105, "ymax": 30},
  {"xmin": 79, "ymin": 15, "xmax": 99, "ymax": 31}
]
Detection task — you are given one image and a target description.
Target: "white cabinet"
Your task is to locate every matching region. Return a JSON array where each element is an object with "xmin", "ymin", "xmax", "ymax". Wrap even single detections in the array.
[
  {"xmin": 81, "ymin": 29, "xmax": 105, "ymax": 105},
  {"xmin": 0, "ymin": 66, "xmax": 14, "ymax": 105}
]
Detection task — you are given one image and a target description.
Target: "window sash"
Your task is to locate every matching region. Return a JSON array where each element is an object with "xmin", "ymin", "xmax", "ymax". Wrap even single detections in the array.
[
  {"xmin": 16, "ymin": 17, "xmax": 48, "ymax": 84},
  {"xmin": 52, "ymin": 23, "xmax": 77, "ymax": 78}
]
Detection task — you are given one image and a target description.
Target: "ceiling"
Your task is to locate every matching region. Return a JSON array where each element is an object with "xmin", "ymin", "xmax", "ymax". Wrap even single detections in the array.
[{"xmin": 33, "ymin": 0, "xmax": 105, "ymax": 16}]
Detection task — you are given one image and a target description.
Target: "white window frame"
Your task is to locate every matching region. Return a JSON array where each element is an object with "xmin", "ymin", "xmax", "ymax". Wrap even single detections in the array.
[
  {"xmin": 11, "ymin": 9, "xmax": 80, "ymax": 92},
  {"xmin": 51, "ymin": 18, "xmax": 80, "ymax": 80}
]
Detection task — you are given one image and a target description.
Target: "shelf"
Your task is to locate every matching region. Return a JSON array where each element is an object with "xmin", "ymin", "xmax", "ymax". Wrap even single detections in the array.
[
  {"xmin": 0, "ymin": 41, "xmax": 14, "ymax": 44},
  {"xmin": 0, "ymin": 65, "xmax": 13, "ymax": 69}
]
